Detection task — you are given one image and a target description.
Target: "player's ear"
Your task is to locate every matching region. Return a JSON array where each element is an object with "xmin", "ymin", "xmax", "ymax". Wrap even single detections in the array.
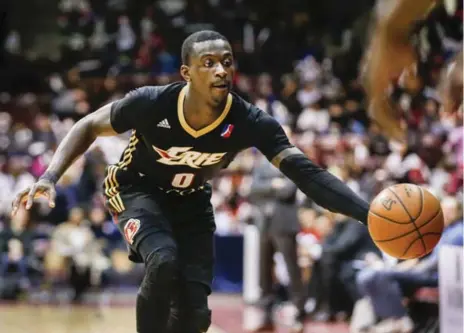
[{"xmin": 180, "ymin": 65, "xmax": 191, "ymax": 82}]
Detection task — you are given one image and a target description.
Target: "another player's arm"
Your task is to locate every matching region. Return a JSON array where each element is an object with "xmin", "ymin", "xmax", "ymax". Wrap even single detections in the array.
[
  {"xmin": 363, "ymin": 0, "xmax": 436, "ymax": 141},
  {"xmin": 11, "ymin": 88, "xmax": 149, "ymax": 216},
  {"xmin": 366, "ymin": 0, "xmax": 436, "ymax": 96},
  {"xmin": 252, "ymin": 112, "xmax": 369, "ymax": 225}
]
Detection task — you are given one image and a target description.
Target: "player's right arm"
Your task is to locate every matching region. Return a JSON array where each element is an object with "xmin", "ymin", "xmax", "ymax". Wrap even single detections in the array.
[
  {"xmin": 11, "ymin": 103, "xmax": 117, "ymax": 216},
  {"xmin": 11, "ymin": 88, "xmax": 150, "ymax": 216}
]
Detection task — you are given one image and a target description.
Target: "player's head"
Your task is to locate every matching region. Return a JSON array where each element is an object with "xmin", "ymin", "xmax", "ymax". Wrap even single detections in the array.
[{"xmin": 180, "ymin": 30, "xmax": 235, "ymax": 106}]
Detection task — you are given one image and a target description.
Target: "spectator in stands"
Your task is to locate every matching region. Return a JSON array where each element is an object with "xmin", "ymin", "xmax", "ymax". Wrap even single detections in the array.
[
  {"xmin": 88, "ymin": 206, "xmax": 122, "ymax": 255},
  {"xmin": 296, "ymin": 101, "xmax": 330, "ymax": 134},
  {"xmin": 255, "ymin": 74, "xmax": 292, "ymax": 127},
  {"xmin": 298, "ymin": 212, "xmax": 329, "ymax": 311},
  {"xmin": 384, "ymin": 141, "xmax": 430, "ymax": 185},
  {"xmin": 356, "ymin": 196, "xmax": 464, "ymax": 333},
  {"xmin": 45, "ymin": 207, "xmax": 110, "ymax": 302},
  {"xmin": 52, "ymin": 88, "xmax": 90, "ymax": 119},
  {"xmin": 280, "ymin": 74, "xmax": 303, "ymax": 128},
  {"xmin": 0, "ymin": 207, "xmax": 35, "ymax": 299},
  {"xmin": 248, "ymin": 151, "xmax": 306, "ymax": 331},
  {"xmin": 308, "ymin": 213, "xmax": 380, "ymax": 321},
  {"xmin": 0, "ymin": 154, "xmax": 35, "ymax": 218}
]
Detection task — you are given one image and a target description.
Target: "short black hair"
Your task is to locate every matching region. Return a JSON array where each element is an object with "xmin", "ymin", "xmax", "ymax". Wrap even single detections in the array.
[{"xmin": 181, "ymin": 30, "xmax": 229, "ymax": 65}]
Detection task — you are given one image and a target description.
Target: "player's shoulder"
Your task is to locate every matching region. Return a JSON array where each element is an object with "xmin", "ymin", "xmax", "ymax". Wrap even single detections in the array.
[
  {"xmin": 230, "ymin": 91, "xmax": 268, "ymax": 124},
  {"xmin": 110, "ymin": 82, "xmax": 186, "ymax": 133},
  {"xmin": 230, "ymin": 92, "xmax": 279, "ymax": 135},
  {"xmin": 126, "ymin": 82, "xmax": 186, "ymax": 102}
]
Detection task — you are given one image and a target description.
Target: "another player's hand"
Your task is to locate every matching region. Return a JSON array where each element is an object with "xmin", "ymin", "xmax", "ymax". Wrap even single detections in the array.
[
  {"xmin": 368, "ymin": 97, "xmax": 407, "ymax": 143},
  {"xmin": 438, "ymin": 52, "xmax": 463, "ymax": 114},
  {"xmin": 11, "ymin": 179, "xmax": 56, "ymax": 217},
  {"xmin": 363, "ymin": 33, "xmax": 417, "ymax": 143}
]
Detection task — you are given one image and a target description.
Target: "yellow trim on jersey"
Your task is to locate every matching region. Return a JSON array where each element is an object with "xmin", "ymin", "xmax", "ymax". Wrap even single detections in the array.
[
  {"xmin": 104, "ymin": 166, "xmax": 124, "ymax": 213},
  {"xmin": 118, "ymin": 131, "xmax": 139, "ymax": 169},
  {"xmin": 109, "ymin": 166, "xmax": 125, "ymax": 211},
  {"xmin": 103, "ymin": 131, "xmax": 140, "ymax": 213},
  {"xmin": 177, "ymin": 84, "xmax": 233, "ymax": 138},
  {"xmin": 109, "ymin": 197, "xmax": 123, "ymax": 213}
]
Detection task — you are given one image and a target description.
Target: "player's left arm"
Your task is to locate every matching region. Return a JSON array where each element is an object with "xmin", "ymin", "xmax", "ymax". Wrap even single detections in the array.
[{"xmin": 252, "ymin": 111, "xmax": 370, "ymax": 225}]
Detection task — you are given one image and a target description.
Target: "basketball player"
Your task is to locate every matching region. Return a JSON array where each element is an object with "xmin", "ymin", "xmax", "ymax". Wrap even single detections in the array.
[
  {"xmin": 11, "ymin": 31, "xmax": 370, "ymax": 333},
  {"xmin": 363, "ymin": 0, "xmax": 462, "ymax": 142}
]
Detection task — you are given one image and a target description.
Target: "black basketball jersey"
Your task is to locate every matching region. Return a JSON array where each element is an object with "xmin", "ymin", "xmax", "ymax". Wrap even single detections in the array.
[{"xmin": 103, "ymin": 82, "xmax": 292, "ymax": 210}]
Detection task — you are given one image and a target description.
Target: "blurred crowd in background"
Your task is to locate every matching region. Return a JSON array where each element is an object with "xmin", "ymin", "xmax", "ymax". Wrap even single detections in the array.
[{"xmin": 0, "ymin": 0, "xmax": 462, "ymax": 329}]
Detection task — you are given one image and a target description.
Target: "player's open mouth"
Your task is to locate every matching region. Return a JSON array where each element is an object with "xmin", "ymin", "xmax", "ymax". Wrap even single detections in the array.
[{"xmin": 211, "ymin": 83, "xmax": 230, "ymax": 90}]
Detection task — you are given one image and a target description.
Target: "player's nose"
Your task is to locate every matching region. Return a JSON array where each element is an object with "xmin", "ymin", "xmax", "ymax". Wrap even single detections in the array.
[{"xmin": 214, "ymin": 63, "xmax": 227, "ymax": 78}]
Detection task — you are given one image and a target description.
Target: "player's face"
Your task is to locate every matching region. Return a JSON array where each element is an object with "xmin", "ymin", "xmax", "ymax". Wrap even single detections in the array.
[{"xmin": 183, "ymin": 40, "xmax": 235, "ymax": 106}]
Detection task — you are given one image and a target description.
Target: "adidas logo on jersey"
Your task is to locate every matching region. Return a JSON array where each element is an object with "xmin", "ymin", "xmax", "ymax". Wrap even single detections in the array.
[
  {"xmin": 157, "ymin": 119, "xmax": 171, "ymax": 129},
  {"xmin": 153, "ymin": 145, "xmax": 226, "ymax": 169}
]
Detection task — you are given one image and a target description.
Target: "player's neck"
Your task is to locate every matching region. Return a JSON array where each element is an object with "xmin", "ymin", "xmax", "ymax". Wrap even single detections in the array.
[{"xmin": 183, "ymin": 86, "xmax": 225, "ymax": 130}]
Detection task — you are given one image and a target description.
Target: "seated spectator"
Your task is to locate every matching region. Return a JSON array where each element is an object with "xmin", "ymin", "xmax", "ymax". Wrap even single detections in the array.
[
  {"xmin": 0, "ymin": 154, "xmax": 35, "ymax": 218},
  {"xmin": 45, "ymin": 207, "xmax": 110, "ymax": 302},
  {"xmin": 308, "ymin": 213, "xmax": 380, "ymax": 321},
  {"xmin": 88, "ymin": 206, "xmax": 122, "ymax": 255},
  {"xmin": 0, "ymin": 207, "xmax": 36, "ymax": 299},
  {"xmin": 296, "ymin": 102, "xmax": 330, "ymax": 134},
  {"xmin": 384, "ymin": 141, "xmax": 431, "ymax": 185},
  {"xmin": 356, "ymin": 196, "xmax": 464, "ymax": 333}
]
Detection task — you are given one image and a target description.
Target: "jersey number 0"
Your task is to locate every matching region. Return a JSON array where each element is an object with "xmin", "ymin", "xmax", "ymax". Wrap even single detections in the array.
[{"xmin": 172, "ymin": 173, "xmax": 195, "ymax": 188}]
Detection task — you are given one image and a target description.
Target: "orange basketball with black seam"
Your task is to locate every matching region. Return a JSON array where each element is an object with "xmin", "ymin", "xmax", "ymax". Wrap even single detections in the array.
[{"xmin": 368, "ymin": 183, "xmax": 444, "ymax": 259}]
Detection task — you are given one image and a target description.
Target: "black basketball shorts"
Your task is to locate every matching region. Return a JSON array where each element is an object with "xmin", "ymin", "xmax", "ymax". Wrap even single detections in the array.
[{"xmin": 102, "ymin": 167, "xmax": 216, "ymax": 291}]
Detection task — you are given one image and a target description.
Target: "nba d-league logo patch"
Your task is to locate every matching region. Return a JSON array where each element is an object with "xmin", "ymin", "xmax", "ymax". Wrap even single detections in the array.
[
  {"xmin": 124, "ymin": 218, "xmax": 141, "ymax": 245},
  {"xmin": 221, "ymin": 124, "xmax": 234, "ymax": 138}
]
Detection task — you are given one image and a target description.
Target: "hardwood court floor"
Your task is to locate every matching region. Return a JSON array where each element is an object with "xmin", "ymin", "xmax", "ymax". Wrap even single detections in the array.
[
  {"xmin": 0, "ymin": 305, "xmax": 229, "ymax": 333},
  {"xmin": 0, "ymin": 294, "xmax": 349, "ymax": 333}
]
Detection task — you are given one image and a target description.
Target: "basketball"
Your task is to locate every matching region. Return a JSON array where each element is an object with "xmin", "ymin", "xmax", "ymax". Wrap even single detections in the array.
[{"xmin": 368, "ymin": 184, "xmax": 444, "ymax": 259}]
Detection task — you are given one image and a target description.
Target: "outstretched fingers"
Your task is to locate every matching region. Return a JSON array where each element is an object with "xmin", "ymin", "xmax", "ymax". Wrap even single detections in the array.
[{"xmin": 11, "ymin": 188, "xmax": 30, "ymax": 217}]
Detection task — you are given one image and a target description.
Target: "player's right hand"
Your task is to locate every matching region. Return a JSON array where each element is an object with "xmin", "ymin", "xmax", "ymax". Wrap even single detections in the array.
[{"xmin": 11, "ymin": 179, "xmax": 56, "ymax": 217}]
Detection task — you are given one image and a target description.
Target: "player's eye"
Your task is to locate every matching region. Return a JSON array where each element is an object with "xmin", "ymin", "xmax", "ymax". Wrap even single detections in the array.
[
  {"xmin": 204, "ymin": 59, "xmax": 214, "ymax": 67},
  {"xmin": 222, "ymin": 58, "xmax": 233, "ymax": 67}
]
